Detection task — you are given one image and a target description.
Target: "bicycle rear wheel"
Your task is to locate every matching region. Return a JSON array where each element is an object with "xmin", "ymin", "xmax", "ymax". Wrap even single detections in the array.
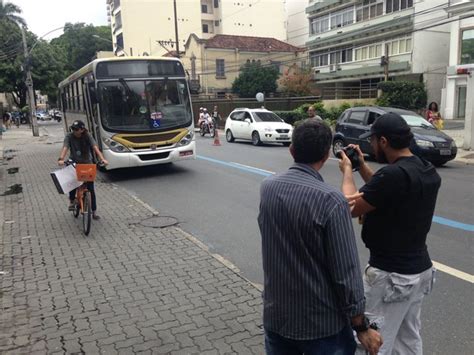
[{"xmin": 82, "ymin": 191, "xmax": 92, "ymax": 236}]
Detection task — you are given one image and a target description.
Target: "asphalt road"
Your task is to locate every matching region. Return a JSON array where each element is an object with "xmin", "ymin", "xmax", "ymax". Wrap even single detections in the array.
[{"xmin": 45, "ymin": 123, "xmax": 473, "ymax": 354}]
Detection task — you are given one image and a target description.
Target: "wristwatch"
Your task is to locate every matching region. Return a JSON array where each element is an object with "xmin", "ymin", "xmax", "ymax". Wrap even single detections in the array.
[{"xmin": 352, "ymin": 316, "xmax": 370, "ymax": 333}]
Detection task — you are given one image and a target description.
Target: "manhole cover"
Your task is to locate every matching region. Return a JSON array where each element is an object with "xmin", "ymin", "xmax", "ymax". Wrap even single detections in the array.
[{"xmin": 139, "ymin": 216, "xmax": 178, "ymax": 228}]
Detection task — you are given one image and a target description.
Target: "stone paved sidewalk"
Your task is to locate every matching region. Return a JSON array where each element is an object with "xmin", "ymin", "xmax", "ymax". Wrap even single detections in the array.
[{"xmin": 0, "ymin": 126, "xmax": 264, "ymax": 354}]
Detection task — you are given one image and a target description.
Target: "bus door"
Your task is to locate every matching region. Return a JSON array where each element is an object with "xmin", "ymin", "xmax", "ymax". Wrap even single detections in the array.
[{"xmin": 83, "ymin": 77, "xmax": 102, "ymax": 150}]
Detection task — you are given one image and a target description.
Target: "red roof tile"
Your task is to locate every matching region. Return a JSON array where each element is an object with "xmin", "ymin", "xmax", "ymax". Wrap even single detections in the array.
[{"xmin": 204, "ymin": 34, "xmax": 303, "ymax": 53}]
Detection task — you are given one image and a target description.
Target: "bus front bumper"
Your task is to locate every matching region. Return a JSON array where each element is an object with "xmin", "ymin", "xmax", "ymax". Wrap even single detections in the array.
[{"xmin": 103, "ymin": 141, "xmax": 196, "ymax": 170}]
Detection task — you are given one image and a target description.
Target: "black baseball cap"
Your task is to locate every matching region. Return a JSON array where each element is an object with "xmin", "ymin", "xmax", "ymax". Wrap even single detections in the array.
[
  {"xmin": 70, "ymin": 120, "xmax": 86, "ymax": 130},
  {"xmin": 359, "ymin": 112, "xmax": 411, "ymax": 139}
]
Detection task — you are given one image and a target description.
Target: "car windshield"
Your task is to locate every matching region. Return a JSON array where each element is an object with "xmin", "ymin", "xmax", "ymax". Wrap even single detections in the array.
[
  {"xmin": 253, "ymin": 112, "xmax": 283, "ymax": 122},
  {"xmin": 98, "ymin": 79, "xmax": 192, "ymax": 132},
  {"xmin": 401, "ymin": 114, "xmax": 435, "ymax": 129}
]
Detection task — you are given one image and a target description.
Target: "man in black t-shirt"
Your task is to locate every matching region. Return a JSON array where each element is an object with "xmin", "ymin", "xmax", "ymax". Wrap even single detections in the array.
[{"xmin": 338, "ymin": 113, "xmax": 441, "ymax": 355}]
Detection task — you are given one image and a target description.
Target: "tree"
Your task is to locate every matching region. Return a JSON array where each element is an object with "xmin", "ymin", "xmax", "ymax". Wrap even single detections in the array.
[
  {"xmin": 375, "ymin": 81, "xmax": 427, "ymax": 110},
  {"xmin": 0, "ymin": 0, "xmax": 26, "ymax": 27},
  {"xmin": 279, "ymin": 67, "xmax": 316, "ymax": 97},
  {"xmin": 232, "ymin": 61, "xmax": 279, "ymax": 98},
  {"xmin": 50, "ymin": 23, "xmax": 112, "ymax": 75}
]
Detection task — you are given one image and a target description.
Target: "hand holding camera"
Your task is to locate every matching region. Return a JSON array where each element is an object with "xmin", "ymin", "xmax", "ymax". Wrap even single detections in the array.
[{"xmin": 336, "ymin": 145, "xmax": 364, "ymax": 172}]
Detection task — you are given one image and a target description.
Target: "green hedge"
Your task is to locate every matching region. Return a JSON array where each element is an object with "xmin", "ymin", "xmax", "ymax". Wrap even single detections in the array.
[
  {"xmin": 375, "ymin": 81, "xmax": 427, "ymax": 110},
  {"xmin": 274, "ymin": 111, "xmax": 306, "ymax": 125}
]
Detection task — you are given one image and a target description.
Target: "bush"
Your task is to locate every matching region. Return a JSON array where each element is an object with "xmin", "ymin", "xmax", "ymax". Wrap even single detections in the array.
[
  {"xmin": 375, "ymin": 81, "xmax": 427, "ymax": 110},
  {"xmin": 274, "ymin": 110, "xmax": 306, "ymax": 125}
]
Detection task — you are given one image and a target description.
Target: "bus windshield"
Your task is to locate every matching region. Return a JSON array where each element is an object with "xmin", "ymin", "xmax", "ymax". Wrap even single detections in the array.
[{"xmin": 98, "ymin": 79, "xmax": 192, "ymax": 132}]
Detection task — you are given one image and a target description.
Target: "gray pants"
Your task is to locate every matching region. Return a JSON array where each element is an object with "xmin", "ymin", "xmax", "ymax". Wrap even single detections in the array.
[{"xmin": 363, "ymin": 265, "xmax": 435, "ymax": 355}]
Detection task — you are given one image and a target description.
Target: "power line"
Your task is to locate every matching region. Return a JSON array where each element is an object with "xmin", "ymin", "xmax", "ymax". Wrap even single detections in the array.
[{"xmin": 193, "ymin": 13, "xmax": 472, "ymax": 77}]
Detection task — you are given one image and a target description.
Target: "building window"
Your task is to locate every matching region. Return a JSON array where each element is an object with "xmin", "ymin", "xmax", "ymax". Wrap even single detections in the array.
[
  {"xmin": 201, "ymin": 4, "xmax": 208, "ymax": 13},
  {"xmin": 386, "ymin": 37, "xmax": 412, "ymax": 56},
  {"xmin": 460, "ymin": 29, "xmax": 474, "ymax": 64},
  {"xmin": 216, "ymin": 59, "xmax": 225, "ymax": 77},
  {"xmin": 214, "ymin": 20, "xmax": 219, "ymax": 27},
  {"xmin": 386, "ymin": 0, "xmax": 413, "ymax": 14},
  {"xmin": 113, "ymin": 0, "xmax": 120, "ymax": 9},
  {"xmin": 310, "ymin": 48, "xmax": 352, "ymax": 68},
  {"xmin": 355, "ymin": 43, "xmax": 382, "ymax": 61},
  {"xmin": 202, "ymin": 23, "xmax": 209, "ymax": 33},
  {"xmin": 214, "ymin": 0, "xmax": 219, "ymax": 8},
  {"xmin": 116, "ymin": 33, "xmax": 124, "ymax": 51},
  {"xmin": 310, "ymin": 15, "xmax": 329, "ymax": 34},
  {"xmin": 330, "ymin": 7, "xmax": 354, "ymax": 29},
  {"xmin": 356, "ymin": 0, "xmax": 383, "ymax": 22},
  {"xmin": 115, "ymin": 11, "xmax": 122, "ymax": 30}
]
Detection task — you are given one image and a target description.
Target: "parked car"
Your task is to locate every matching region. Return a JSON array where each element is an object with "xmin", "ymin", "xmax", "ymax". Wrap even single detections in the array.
[
  {"xmin": 332, "ymin": 107, "xmax": 457, "ymax": 166},
  {"xmin": 224, "ymin": 108, "xmax": 293, "ymax": 146}
]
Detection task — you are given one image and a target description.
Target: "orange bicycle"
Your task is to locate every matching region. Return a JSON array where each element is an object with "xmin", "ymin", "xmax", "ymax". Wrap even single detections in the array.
[{"xmin": 65, "ymin": 160, "xmax": 98, "ymax": 236}]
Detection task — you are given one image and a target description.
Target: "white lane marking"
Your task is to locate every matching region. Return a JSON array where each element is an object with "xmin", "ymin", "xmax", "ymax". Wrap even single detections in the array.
[
  {"xmin": 231, "ymin": 162, "xmax": 276, "ymax": 175},
  {"xmin": 432, "ymin": 261, "xmax": 474, "ymax": 284},
  {"xmin": 222, "ymin": 160, "xmax": 474, "ymax": 283}
]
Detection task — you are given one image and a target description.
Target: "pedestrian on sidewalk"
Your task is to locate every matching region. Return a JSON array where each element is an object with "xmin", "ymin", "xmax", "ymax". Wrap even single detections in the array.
[
  {"xmin": 338, "ymin": 113, "xmax": 441, "ymax": 355},
  {"xmin": 307, "ymin": 105, "xmax": 323, "ymax": 121},
  {"xmin": 57, "ymin": 120, "xmax": 109, "ymax": 220},
  {"xmin": 212, "ymin": 105, "xmax": 221, "ymax": 129},
  {"xmin": 425, "ymin": 102, "xmax": 443, "ymax": 130},
  {"xmin": 3, "ymin": 111, "xmax": 12, "ymax": 129},
  {"xmin": 258, "ymin": 119, "xmax": 382, "ymax": 355}
]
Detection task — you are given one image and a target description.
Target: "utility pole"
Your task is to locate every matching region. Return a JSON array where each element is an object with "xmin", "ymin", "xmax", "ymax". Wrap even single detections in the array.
[
  {"xmin": 383, "ymin": 44, "xmax": 390, "ymax": 82},
  {"xmin": 21, "ymin": 26, "xmax": 39, "ymax": 136},
  {"xmin": 173, "ymin": 0, "xmax": 180, "ymax": 58}
]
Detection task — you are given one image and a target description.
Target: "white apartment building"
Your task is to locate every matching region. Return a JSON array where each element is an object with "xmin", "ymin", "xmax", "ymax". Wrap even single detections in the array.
[
  {"xmin": 286, "ymin": 0, "xmax": 309, "ymax": 47},
  {"xmin": 106, "ymin": 0, "xmax": 286, "ymax": 57},
  {"xmin": 305, "ymin": 0, "xmax": 452, "ymax": 103},
  {"xmin": 442, "ymin": 0, "xmax": 474, "ymax": 121}
]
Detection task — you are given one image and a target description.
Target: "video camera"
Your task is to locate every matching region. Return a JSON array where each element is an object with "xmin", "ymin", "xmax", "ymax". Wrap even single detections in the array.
[{"xmin": 335, "ymin": 146, "xmax": 361, "ymax": 171}]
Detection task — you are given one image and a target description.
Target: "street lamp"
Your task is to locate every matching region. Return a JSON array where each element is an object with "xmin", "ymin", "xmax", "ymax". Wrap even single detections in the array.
[{"xmin": 92, "ymin": 35, "xmax": 129, "ymax": 56}]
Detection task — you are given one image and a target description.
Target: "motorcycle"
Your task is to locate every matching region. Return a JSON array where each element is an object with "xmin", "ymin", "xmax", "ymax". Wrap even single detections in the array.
[{"xmin": 199, "ymin": 119, "xmax": 216, "ymax": 138}]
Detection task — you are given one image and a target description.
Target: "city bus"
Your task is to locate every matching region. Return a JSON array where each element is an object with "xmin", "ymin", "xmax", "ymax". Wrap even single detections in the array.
[{"xmin": 58, "ymin": 57, "xmax": 195, "ymax": 170}]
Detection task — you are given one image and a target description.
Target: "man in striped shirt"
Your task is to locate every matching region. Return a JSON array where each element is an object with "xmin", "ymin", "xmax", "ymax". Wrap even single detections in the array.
[{"xmin": 258, "ymin": 120, "xmax": 382, "ymax": 354}]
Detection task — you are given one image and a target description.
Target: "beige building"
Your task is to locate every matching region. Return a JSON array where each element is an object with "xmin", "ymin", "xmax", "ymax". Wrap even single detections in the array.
[
  {"xmin": 180, "ymin": 34, "xmax": 304, "ymax": 95},
  {"xmin": 285, "ymin": 0, "xmax": 309, "ymax": 47},
  {"xmin": 106, "ymin": 0, "xmax": 286, "ymax": 57}
]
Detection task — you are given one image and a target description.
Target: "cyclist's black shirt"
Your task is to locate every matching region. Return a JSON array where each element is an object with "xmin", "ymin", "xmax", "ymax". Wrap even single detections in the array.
[
  {"xmin": 360, "ymin": 155, "xmax": 441, "ymax": 274},
  {"xmin": 64, "ymin": 132, "xmax": 97, "ymax": 164}
]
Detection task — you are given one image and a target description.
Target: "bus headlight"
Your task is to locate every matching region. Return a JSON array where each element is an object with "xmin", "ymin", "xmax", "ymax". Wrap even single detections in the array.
[
  {"xmin": 103, "ymin": 138, "xmax": 130, "ymax": 152},
  {"xmin": 179, "ymin": 130, "xmax": 194, "ymax": 146}
]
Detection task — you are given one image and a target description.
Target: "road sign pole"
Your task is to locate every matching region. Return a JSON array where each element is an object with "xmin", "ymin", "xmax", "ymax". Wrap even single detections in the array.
[{"xmin": 21, "ymin": 27, "xmax": 39, "ymax": 137}]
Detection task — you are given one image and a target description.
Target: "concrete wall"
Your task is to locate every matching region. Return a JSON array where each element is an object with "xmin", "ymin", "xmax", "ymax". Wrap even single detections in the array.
[
  {"xmin": 286, "ymin": 0, "xmax": 309, "ymax": 47},
  {"xmin": 412, "ymin": 0, "xmax": 450, "ymax": 106},
  {"xmin": 111, "ymin": 0, "xmax": 287, "ymax": 57}
]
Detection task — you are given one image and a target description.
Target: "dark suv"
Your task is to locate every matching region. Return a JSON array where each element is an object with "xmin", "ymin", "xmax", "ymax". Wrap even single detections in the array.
[{"xmin": 332, "ymin": 107, "xmax": 457, "ymax": 166}]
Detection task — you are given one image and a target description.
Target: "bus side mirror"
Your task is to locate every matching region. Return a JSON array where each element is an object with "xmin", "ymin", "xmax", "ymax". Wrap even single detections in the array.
[{"xmin": 89, "ymin": 83, "xmax": 98, "ymax": 105}]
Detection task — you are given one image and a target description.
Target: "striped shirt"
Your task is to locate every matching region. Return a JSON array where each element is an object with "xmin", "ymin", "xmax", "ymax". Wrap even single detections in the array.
[{"xmin": 258, "ymin": 163, "xmax": 365, "ymax": 340}]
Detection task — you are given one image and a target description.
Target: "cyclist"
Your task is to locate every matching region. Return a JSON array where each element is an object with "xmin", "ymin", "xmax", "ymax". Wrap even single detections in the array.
[{"xmin": 57, "ymin": 120, "xmax": 108, "ymax": 220}]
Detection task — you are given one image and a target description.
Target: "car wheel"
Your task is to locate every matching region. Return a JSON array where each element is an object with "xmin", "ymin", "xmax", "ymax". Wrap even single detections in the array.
[
  {"xmin": 252, "ymin": 131, "xmax": 262, "ymax": 146},
  {"xmin": 332, "ymin": 138, "xmax": 345, "ymax": 157},
  {"xmin": 282, "ymin": 142, "xmax": 291, "ymax": 147},
  {"xmin": 433, "ymin": 161, "xmax": 446, "ymax": 167},
  {"xmin": 226, "ymin": 129, "xmax": 234, "ymax": 142}
]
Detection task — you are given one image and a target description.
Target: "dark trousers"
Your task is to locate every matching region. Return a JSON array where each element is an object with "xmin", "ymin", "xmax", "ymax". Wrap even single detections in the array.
[
  {"xmin": 265, "ymin": 325, "xmax": 356, "ymax": 355},
  {"xmin": 69, "ymin": 182, "xmax": 97, "ymax": 211}
]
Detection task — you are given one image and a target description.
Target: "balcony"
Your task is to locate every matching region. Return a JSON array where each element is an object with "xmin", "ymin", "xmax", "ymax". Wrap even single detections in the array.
[{"xmin": 307, "ymin": 12, "xmax": 413, "ymax": 51}]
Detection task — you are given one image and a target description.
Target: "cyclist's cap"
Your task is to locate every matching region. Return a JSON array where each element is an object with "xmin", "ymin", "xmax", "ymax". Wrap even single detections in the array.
[
  {"xmin": 359, "ymin": 112, "xmax": 411, "ymax": 139},
  {"xmin": 71, "ymin": 120, "xmax": 86, "ymax": 130}
]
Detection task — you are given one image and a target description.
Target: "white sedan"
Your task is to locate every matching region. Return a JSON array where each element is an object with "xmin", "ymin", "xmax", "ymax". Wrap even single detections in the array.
[{"xmin": 224, "ymin": 108, "xmax": 293, "ymax": 146}]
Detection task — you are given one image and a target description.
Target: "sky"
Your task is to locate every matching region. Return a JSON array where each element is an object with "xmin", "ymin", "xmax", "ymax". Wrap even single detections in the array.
[{"xmin": 9, "ymin": 0, "xmax": 109, "ymax": 40}]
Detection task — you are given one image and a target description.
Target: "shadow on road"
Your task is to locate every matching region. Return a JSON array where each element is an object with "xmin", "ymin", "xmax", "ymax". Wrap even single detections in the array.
[{"xmin": 100, "ymin": 162, "xmax": 194, "ymax": 183}]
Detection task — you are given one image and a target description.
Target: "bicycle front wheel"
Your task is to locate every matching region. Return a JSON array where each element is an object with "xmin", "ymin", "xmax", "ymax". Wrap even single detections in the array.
[{"xmin": 82, "ymin": 191, "xmax": 92, "ymax": 236}]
